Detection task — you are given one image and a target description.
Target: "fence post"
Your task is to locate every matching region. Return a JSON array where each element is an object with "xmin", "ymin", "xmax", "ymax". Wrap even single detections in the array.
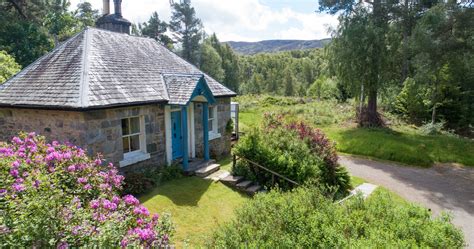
[{"xmin": 232, "ymin": 154, "xmax": 236, "ymax": 169}]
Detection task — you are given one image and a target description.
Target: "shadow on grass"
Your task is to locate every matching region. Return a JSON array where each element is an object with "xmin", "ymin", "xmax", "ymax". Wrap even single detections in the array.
[
  {"xmin": 332, "ymin": 126, "xmax": 474, "ymax": 167},
  {"xmin": 140, "ymin": 177, "xmax": 213, "ymax": 206}
]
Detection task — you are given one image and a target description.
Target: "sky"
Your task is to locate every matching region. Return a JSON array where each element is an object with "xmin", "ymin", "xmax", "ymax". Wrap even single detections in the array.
[{"xmin": 69, "ymin": 0, "xmax": 339, "ymax": 42}]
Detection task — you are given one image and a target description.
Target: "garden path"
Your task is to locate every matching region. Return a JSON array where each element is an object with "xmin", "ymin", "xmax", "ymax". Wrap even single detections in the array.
[{"xmin": 341, "ymin": 155, "xmax": 474, "ymax": 248}]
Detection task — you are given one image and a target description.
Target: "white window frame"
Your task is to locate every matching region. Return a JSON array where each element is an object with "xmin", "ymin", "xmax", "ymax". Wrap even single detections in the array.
[
  {"xmin": 208, "ymin": 105, "xmax": 221, "ymax": 140},
  {"xmin": 119, "ymin": 116, "xmax": 150, "ymax": 167}
]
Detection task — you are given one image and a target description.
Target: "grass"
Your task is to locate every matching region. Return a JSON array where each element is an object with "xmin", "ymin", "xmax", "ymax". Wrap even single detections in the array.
[
  {"xmin": 236, "ymin": 95, "xmax": 474, "ymax": 167},
  {"xmin": 140, "ymin": 177, "xmax": 248, "ymax": 247},
  {"xmin": 351, "ymin": 176, "xmax": 407, "ymax": 204}
]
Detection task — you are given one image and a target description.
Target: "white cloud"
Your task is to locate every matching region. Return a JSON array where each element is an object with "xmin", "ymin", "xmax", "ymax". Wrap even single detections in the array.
[{"xmin": 69, "ymin": 0, "xmax": 339, "ymax": 41}]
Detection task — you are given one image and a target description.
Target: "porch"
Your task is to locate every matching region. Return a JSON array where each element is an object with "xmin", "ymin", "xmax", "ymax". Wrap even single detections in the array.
[{"xmin": 162, "ymin": 73, "xmax": 216, "ymax": 171}]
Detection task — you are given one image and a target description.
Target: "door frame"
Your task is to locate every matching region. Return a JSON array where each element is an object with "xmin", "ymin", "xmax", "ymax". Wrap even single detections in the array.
[{"xmin": 165, "ymin": 105, "xmax": 195, "ymax": 165}]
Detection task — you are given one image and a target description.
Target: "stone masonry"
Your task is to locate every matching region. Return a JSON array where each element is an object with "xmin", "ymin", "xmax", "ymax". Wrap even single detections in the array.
[{"xmin": 0, "ymin": 97, "xmax": 232, "ymax": 172}]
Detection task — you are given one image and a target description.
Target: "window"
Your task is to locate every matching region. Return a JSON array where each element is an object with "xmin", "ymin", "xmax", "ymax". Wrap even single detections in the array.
[
  {"xmin": 208, "ymin": 105, "xmax": 220, "ymax": 140},
  {"xmin": 120, "ymin": 116, "xmax": 149, "ymax": 167}
]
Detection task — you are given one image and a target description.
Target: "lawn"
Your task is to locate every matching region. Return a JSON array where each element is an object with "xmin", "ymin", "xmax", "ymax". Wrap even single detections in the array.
[
  {"xmin": 140, "ymin": 177, "xmax": 248, "ymax": 247},
  {"xmin": 236, "ymin": 95, "xmax": 474, "ymax": 167}
]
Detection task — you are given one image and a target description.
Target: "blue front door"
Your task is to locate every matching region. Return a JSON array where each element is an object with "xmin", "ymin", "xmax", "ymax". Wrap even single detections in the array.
[{"xmin": 171, "ymin": 111, "xmax": 183, "ymax": 160}]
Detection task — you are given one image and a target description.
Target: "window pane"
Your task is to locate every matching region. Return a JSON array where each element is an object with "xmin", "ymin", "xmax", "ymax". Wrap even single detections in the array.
[
  {"xmin": 122, "ymin": 137, "xmax": 130, "ymax": 153},
  {"xmin": 208, "ymin": 120, "xmax": 213, "ymax": 132},
  {"xmin": 208, "ymin": 107, "xmax": 214, "ymax": 119},
  {"xmin": 130, "ymin": 135, "xmax": 140, "ymax": 152},
  {"xmin": 121, "ymin": 119, "xmax": 129, "ymax": 136},
  {"xmin": 130, "ymin": 117, "xmax": 140, "ymax": 134}
]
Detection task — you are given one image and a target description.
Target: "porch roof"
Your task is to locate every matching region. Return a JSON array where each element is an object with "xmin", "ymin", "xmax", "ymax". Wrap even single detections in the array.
[{"xmin": 162, "ymin": 73, "xmax": 216, "ymax": 106}]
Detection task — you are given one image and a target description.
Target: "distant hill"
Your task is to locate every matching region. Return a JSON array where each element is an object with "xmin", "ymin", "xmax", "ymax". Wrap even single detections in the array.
[{"xmin": 225, "ymin": 38, "xmax": 331, "ymax": 55}]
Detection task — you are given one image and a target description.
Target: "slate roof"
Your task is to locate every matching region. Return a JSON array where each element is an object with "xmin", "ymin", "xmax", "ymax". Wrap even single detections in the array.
[
  {"xmin": 0, "ymin": 27, "xmax": 236, "ymax": 109},
  {"xmin": 163, "ymin": 74, "xmax": 202, "ymax": 105}
]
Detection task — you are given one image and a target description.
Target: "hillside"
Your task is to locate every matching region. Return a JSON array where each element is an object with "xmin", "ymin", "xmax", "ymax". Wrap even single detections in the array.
[{"xmin": 225, "ymin": 38, "xmax": 331, "ymax": 55}]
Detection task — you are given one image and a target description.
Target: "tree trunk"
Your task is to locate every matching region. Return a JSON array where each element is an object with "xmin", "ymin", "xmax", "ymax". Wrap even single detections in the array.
[{"xmin": 367, "ymin": 88, "xmax": 378, "ymax": 124}]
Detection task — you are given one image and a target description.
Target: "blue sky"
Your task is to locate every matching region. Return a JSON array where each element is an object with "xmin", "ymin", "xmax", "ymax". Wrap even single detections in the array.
[{"xmin": 70, "ymin": 0, "xmax": 339, "ymax": 42}]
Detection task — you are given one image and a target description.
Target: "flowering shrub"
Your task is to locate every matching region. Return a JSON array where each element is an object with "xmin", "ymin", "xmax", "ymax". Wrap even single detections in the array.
[
  {"xmin": 233, "ymin": 113, "xmax": 350, "ymax": 195},
  {"xmin": 0, "ymin": 132, "xmax": 172, "ymax": 248}
]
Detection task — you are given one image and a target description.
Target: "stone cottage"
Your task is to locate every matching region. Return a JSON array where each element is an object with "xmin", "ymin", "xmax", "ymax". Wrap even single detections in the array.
[{"xmin": 0, "ymin": 0, "xmax": 236, "ymax": 172}]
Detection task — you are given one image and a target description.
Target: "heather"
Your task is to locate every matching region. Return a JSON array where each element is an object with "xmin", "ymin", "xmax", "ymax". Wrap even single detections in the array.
[
  {"xmin": 210, "ymin": 187, "xmax": 465, "ymax": 248},
  {"xmin": 232, "ymin": 113, "xmax": 351, "ymax": 196},
  {"xmin": 0, "ymin": 132, "xmax": 172, "ymax": 248}
]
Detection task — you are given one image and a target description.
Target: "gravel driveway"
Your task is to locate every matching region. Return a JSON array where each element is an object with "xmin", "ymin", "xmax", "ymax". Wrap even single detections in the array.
[{"xmin": 340, "ymin": 155, "xmax": 474, "ymax": 248}]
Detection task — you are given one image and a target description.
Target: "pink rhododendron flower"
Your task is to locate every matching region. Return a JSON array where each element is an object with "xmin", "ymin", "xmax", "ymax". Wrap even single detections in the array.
[
  {"xmin": 123, "ymin": 195, "xmax": 140, "ymax": 206},
  {"xmin": 67, "ymin": 165, "xmax": 76, "ymax": 172},
  {"xmin": 84, "ymin": 184, "xmax": 92, "ymax": 190},
  {"xmin": 10, "ymin": 169, "xmax": 19, "ymax": 178},
  {"xmin": 90, "ymin": 200, "xmax": 100, "ymax": 209},
  {"xmin": 12, "ymin": 183, "xmax": 25, "ymax": 192},
  {"xmin": 77, "ymin": 177, "xmax": 88, "ymax": 184}
]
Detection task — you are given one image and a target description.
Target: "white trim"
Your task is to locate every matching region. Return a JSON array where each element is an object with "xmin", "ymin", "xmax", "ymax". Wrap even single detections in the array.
[
  {"xmin": 164, "ymin": 106, "xmax": 172, "ymax": 166},
  {"xmin": 208, "ymin": 105, "xmax": 220, "ymax": 140},
  {"xmin": 120, "ymin": 151, "xmax": 151, "ymax": 167},
  {"xmin": 209, "ymin": 132, "xmax": 221, "ymax": 141}
]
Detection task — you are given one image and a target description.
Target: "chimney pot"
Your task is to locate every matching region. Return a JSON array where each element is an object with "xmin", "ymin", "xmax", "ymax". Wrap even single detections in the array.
[
  {"xmin": 114, "ymin": 0, "xmax": 122, "ymax": 17},
  {"xmin": 102, "ymin": 0, "xmax": 110, "ymax": 15}
]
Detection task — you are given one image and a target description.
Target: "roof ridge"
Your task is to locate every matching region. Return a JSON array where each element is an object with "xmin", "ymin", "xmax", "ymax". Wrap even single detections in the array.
[{"xmin": 78, "ymin": 28, "xmax": 92, "ymax": 107}]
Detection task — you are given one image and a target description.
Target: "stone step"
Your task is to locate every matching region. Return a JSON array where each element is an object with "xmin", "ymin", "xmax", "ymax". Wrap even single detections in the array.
[
  {"xmin": 195, "ymin": 163, "xmax": 220, "ymax": 178},
  {"xmin": 245, "ymin": 184, "xmax": 262, "ymax": 195},
  {"xmin": 205, "ymin": 170, "xmax": 230, "ymax": 181},
  {"xmin": 220, "ymin": 175, "xmax": 245, "ymax": 186},
  {"xmin": 236, "ymin": 180, "xmax": 253, "ymax": 190}
]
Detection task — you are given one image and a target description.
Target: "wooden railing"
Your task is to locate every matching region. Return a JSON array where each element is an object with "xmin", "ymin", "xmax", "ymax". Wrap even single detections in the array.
[{"xmin": 232, "ymin": 154, "xmax": 300, "ymax": 187}]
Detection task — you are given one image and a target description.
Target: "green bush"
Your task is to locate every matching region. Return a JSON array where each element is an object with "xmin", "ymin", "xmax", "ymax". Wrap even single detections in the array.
[
  {"xmin": 210, "ymin": 187, "xmax": 464, "ymax": 248},
  {"xmin": 123, "ymin": 165, "xmax": 183, "ymax": 196},
  {"xmin": 232, "ymin": 114, "xmax": 351, "ymax": 195}
]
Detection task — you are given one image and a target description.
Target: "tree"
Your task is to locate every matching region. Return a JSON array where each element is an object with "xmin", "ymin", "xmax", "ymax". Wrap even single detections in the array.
[
  {"xmin": 0, "ymin": 50, "xmax": 21, "ymax": 84},
  {"xmin": 283, "ymin": 67, "xmax": 294, "ymax": 96},
  {"xmin": 44, "ymin": 0, "xmax": 78, "ymax": 47},
  {"xmin": 199, "ymin": 41, "xmax": 225, "ymax": 82},
  {"xmin": 169, "ymin": 0, "xmax": 203, "ymax": 65},
  {"xmin": 139, "ymin": 12, "xmax": 173, "ymax": 48},
  {"xmin": 322, "ymin": 1, "xmax": 392, "ymax": 127},
  {"xmin": 74, "ymin": 2, "xmax": 100, "ymax": 28}
]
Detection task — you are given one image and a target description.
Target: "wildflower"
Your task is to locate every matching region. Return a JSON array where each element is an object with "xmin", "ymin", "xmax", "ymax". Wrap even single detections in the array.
[
  {"xmin": 84, "ymin": 184, "xmax": 92, "ymax": 190},
  {"xmin": 0, "ymin": 189, "xmax": 6, "ymax": 196},
  {"xmin": 152, "ymin": 214, "xmax": 159, "ymax": 221},
  {"xmin": 67, "ymin": 165, "xmax": 76, "ymax": 172},
  {"xmin": 57, "ymin": 241, "xmax": 69, "ymax": 249},
  {"xmin": 94, "ymin": 158, "xmax": 102, "ymax": 166}
]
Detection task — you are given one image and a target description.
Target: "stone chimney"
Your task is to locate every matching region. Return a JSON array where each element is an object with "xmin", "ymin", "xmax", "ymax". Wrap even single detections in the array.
[
  {"xmin": 96, "ymin": 0, "xmax": 131, "ymax": 34},
  {"xmin": 114, "ymin": 0, "xmax": 122, "ymax": 17},
  {"xmin": 102, "ymin": 0, "xmax": 110, "ymax": 15}
]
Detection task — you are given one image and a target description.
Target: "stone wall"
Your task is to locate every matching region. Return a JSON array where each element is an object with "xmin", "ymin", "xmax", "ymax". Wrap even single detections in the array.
[
  {"xmin": 83, "ymin": 104, "xmax": 166, "ymax": 173},
  {"xmin": 0, "ymin": 108, "xmax": 87, "ymax": 145},
  {"xmin": 194, "ymin": 97, "xmax": 232, "ymax": 159}
]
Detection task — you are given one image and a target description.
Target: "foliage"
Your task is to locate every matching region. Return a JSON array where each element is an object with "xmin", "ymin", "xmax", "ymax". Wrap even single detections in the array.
[
  {"xmin": 0, "ymin": 50, "xmax": 21, "ymax": 84},
  {"xmin": 237, "ymin": 94, "xmax": 474, "ymax": 167},
  {"xmin": 307, "ymin": 76, "xmax": 339, "ymax": 100},
  {"xmin": 123, "ymin": 165, "xmax": 184, "ymax": 196},
  {"xmin": 0, "ymin": 133, "xmax": 173, "ymax": 247},
  {"xmin": 135, "ymin": 11, "xmax": 174, "ymax": 48},
  {"xmin": 210, "ymin": 187, "xmax": 465, "ymax": 248},
  {"xmin": 199, "ymin": 41, "xmax": 225, "ymax": 81},
  {"xmin": 232, "ymin": 114, "xmax": 350, "ymax": 195},
  {"xmin": 169, "ymin": 0, "xmax": 203, "ymax": 65},
  {"xmin": 419, "ymin": 121, "xmax": 447, "ymax": 136},
  {"xmin": 394, "ymin": 77, "xmax": 430, "ymax": 123}
]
